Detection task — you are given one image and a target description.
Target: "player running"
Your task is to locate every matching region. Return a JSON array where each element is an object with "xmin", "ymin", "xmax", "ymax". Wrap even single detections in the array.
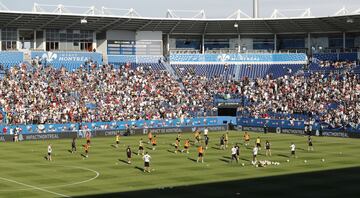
[
  {"xmin": 115, "ymin": 133, "xmax": 120, "ymax": 148},
  {"xmin": 265, "ymin": 140, "xmax": 271, "ymax": 156},
  {"xmin": 256, "ymin": 136, "xmax": 261, "ymax": 150},
  {"xmin": 147, "ymin": 131, "xmax": 153, "ymax": 144},
  {"xmin": 85, "ymin": 131, "xmax": 91, "ymax": 145},
  {"xmin": 71, "ymin": 137, "xmax": 77, "ymax": 153},
  {"xmin": 194, "ymin": 129, "xmax": 201, "ymax": 144},
  {"xmin": 47, "ymin": 144, "xmax": 52, "ymax": 161},
  {"xmin": 151, "ymin": 135, "xmax": 157, "ymax": 150},
  {"xmin": 307, "ymin": 136, "xmax": 314, "ymax": 151},
  {"xmin": 84, "ymin": 143, "xmax": 90, "ymax": 158},
  {"xmin": 126, "ymin": 146, "xmax": 132, "ymax": 164},
  {"xmin": 290, "ymin": 142, "xmax": 296, "ymax": 158},
  {"xmin": 197, "ymin": 145, "xmax": 204, "ymax": 163},
  {"xmin": 182, "ymin": 139, "xmax": 190, "ymax": 153},
  {"xmin": 142, "ymin": 152, "xmax": 152, "ymax": 173},
  {"xmin": 235, "ymin": 143, "xmax": 240, "ymax": 160},
  {"xmin": 138, "ymin": 138, "xmax": 144, "ymax": 155},
  {"xmin": 231, "ymin": 146, "xmax": 238, "ymax": 163},
  {"xmin": 243, "ymin": 132, "xmax": 250, "ymax": 146},
  {"xmin": 176, "ymin": 132, "xmax": 182, "ymax": 146},
  {"xmin": 219, "ymin": 135, "xmax": 225, "ymax": 150},
  {"xmin": 252, "ymin": 144, "xmax": 259, "ymax": 165},
  {"xmin": 174, "ymin": 139, "xmax": 180, "ymax": 153},
  {"xmin": 204, "ymin": 127, "xmax": 208, "ymax": 137},
  {"xmin": 204, "ymin": 135, "xmax": 209, "ymax": 150}
]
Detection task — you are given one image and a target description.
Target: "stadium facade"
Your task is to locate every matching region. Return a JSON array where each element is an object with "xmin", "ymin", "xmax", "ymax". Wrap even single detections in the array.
[{"xmin": 0, "ymin": 4, "xmax": 359, "ymax": 59}]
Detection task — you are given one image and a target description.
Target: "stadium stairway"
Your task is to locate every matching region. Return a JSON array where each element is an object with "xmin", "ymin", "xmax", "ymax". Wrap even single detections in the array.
[
  {"xmin": 163, "ymin": 62, "xmax": 185, "ymax": 90},
  {"xmin": 234, "ymin": 64, "xmax": 241, "ymax": 80}
]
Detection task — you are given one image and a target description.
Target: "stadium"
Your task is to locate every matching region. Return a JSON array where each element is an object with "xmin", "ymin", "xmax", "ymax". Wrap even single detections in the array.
[{"xmin": 0, "ymin": 0, "xmax": 359, "ymax": 197}]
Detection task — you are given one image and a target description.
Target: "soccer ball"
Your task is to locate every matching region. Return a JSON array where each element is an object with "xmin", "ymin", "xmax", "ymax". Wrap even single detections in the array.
[
  {"xmin": 241, "ymin": 163, "xmax": 245, "ymax": 166},
  {"xmin": 304, "ymin": 160, "xmax": 307, "ymax": 163},
  {"xmin": 286, "ymin": 159, "xmax": 290, "ymax": 162},
  {"xmin": 321, "ymin": 158, "xmax": 325, "ymax": 162}
]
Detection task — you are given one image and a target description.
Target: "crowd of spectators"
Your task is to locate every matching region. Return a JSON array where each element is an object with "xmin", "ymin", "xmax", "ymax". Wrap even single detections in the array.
[
  {"xmin": 317, "ymin": 60, "xmax": 356, "ymax": 69},
  {"xmin": 0, "ymin": 62, "xmax": 359, "ymax": 130},
  {"xmin": 0, "ymin": 63, "xmax": 195, "ymax": 124},
  {"xmin": 180, "ymin": 70, "xmax": 360, "ymax": 129}
]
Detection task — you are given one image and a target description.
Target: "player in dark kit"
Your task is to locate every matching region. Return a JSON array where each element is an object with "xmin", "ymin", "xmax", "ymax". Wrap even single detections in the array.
[
  {"xmin": 71, "ymin": 137, "xmax": 77, "ymax": 153},
  {"xmin": 265, "ymin": 140, "xmax": 271, "ymax": 156},
  {"xmin": 220, "ymin": 135, "xmax": 225, "ymax": 150},
  {"xmin": 126, "ymin": 146, "xmax": 132, "ymax": 164},
  {"xmin": 204, "ymin": 135, "xmax": 209, "ymax": 150},
  {"xmin": 308, "ymin": 136, "xmax": 314, "ymax": 151},
  {"xmin": 235, "ymin": 143, "xmax": 240, "ymax": 159}
]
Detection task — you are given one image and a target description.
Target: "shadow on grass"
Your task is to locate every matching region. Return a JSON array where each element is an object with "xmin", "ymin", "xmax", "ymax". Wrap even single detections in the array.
[
  {"xmin": 167, "ymin": 149, "xmax": 175, "ymax": 154},
  {"xmin": 67, "ymin": 149, "xmax": 73, "ymax": 153},
  {"xmin": 73, "ymin": 167, "xmax": 360, "ymax": 198},
  {"xmin": 222, "ymin": 156, "xmax": 231, "ymax": 160},
  {"xmin": 187, "ymin": 157, "xmax": 197, "ymax": 162},
  {"xmin": 211, "ymin": 147, "xmax": 221, "ymax": 150},
  {"xmin": 240, "ymin": 157, "xmax": 251, "ymax": 162},
  {"xmin": 118, "ymin": 159, "xmax": 129, "ymax": 165},
  {"xmin": 277, "ymin": 154, "xmax": 289, "ymax": 158},
  {"xmin": 110, "ymin": 145, "xmax": 117, "ymax": 148},
  {"xmin": 134, "ymin": 166, "xmax": 144, "ymax": 172},
  {"xmin": 219, "ymin": 158, "xmax": 229, "ymax": 163}
]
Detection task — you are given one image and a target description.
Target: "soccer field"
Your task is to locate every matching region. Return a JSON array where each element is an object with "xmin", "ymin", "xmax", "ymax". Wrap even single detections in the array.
[{"xmin": 0, "ymin": 131, "xmax": 359, "ymax": 198}]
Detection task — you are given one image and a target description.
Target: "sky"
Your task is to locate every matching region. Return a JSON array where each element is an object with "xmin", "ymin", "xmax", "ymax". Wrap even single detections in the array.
[{"xmin": 0, "ymin": 0, "xmax": 360, "ymax": 18}]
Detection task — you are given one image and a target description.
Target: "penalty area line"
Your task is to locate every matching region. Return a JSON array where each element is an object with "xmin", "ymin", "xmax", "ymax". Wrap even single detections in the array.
[{"xmin": 0, "ymin": 177, "xmax": 70, "ymax": 197}]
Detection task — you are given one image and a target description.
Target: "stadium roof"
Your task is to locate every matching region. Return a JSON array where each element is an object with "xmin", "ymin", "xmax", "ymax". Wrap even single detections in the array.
[{"xmin": 0, "ymin": 5, "xmax": 360, "ymax": 35}]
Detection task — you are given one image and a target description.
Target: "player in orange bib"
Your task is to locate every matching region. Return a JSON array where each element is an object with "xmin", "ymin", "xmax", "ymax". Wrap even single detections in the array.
[
  {"xmin": 174, "ymin": 139, "xmax": 180, "ymax": 153},
  {"xmin": 85, "ymin": 131, "xmax": 91, "ymax": 145},
  {"xmin": 194, "ymin": 129, "xmax": 200, "ymax": 143},
  {"xmin": 148, "ymin": 131, "xmax": 153, "ymax": 144},
  {"xmin": 197, "ymin": 145, "xmax": 204, "ymax": 163},
  {"xmin": 182, "ymin": 139, "xmax": 190, "ymax": 153},
  {"xmin": 151, "ymin": 135, "xmax": 157, "ymax": 150},
  {"xmin": 243, "ymin": 132, "xmax": 250, "ymax": 146},
  {"xmin": 84, "ymin": 143, "xmax": 90, "ymax": 158}
]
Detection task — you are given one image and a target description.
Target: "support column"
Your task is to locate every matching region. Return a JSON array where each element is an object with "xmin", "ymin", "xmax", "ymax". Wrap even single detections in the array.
[
  {"xmin": 343, "ymin": 32, "xmax": 346, "ymax": 50},
  {"xmin": 202, "ymin": 34, "xmax": 205, "ymax": 54},
  {"xmin": 0, "ymin": 29, "xmax": 2, "ymax": 51},
  {"xmin": 307, "ymin": 33, "xmax": 311, "ymax": 55},
  {"xmin": 33, "ymin": 30, "xmax": 36, "ymax": 50},
  {"xmin": 43, "ymin": 30, "xmax": 46, "ymax": 51},
  {"xmin": 167, "ymin": 34, "xmax": 170, "ymax": 55},
  {"xmin": 238, "ymin": 34, "xmax": 241, "ymax": 53},
  {"xmin": 16, "ymin": 29, "xmax": 20, "ymax": 50},
  {"xmin": 92, "ymin": 31, "xmax": 97, "ymax": 51},
  {"xmin": 274, "ymin": 34, "xmax": 277, "ymax": 52}
]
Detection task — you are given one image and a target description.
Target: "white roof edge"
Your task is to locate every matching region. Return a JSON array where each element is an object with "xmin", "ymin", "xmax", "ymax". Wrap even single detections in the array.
[{"xmin": 0, "ymin": 9, "xmax": 359, "ymax": 21}]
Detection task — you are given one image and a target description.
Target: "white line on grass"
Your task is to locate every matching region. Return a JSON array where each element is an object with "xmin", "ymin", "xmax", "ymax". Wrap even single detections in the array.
[
  {"xmin": 0, "ymin": 177, "xmax": 70, "ymax": 197},
  {"xmin": 0, "ymin": 165, "xmax": 100, "ymax": 192}
]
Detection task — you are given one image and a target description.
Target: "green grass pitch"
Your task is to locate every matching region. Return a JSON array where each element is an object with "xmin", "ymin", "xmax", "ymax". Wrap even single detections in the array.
[{"xmin": 0, "ymin": 131, "xmax": 359, "ymax": 198}]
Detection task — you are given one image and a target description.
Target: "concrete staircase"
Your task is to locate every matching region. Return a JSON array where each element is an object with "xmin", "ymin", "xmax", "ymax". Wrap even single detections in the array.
[
  {"xmin": 163, "ymin": 61, "xmax": 185, "ymax": 90},
  {"xmin": 234, "ymin": 64, "xmax": 241, "ymax": 80}
]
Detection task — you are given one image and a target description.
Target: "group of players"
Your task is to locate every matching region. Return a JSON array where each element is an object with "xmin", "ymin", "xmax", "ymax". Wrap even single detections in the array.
[{"xmin": 45, "ymin": 129, "xmax": 315, "ymax": 172}]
